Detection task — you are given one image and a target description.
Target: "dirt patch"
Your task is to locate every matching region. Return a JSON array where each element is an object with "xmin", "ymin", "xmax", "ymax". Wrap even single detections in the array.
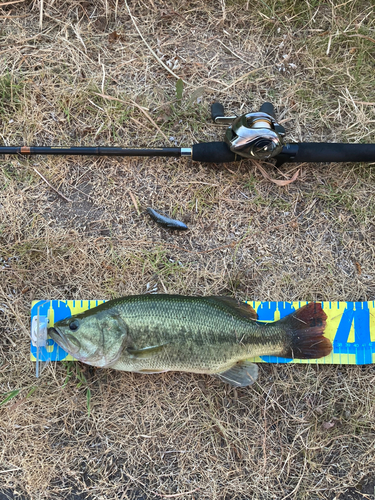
[{"xmin": 339, "ymin": 475, "xmax": 375, "ymax": 500}]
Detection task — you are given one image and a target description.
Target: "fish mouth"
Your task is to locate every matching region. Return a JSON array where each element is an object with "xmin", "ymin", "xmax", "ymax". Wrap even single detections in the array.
[
  {"xmin": 48, "ymin": 327, "xmax": 80, "ymax": 356},
  {"xmin": 48, "ymin": 327, "xmax": 60, "ymax": 338},
  {"xmin": 47, "ymin": 326, "xmax": 60, "ymax": 340},
  {"xmin": 48, "ymin": 327, "xmax": 68, "ymax": 350}
]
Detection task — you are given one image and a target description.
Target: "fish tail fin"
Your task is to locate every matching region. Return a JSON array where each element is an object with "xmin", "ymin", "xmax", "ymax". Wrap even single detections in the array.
[{"xmin": 276, "ymin": 303, "xmax": 332, "ymax": 359}]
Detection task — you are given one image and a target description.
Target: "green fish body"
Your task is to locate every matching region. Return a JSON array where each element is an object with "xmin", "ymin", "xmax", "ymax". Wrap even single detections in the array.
[{"xmin": 48, "ymin": 295, "xmax": 331, "ymax": 387}]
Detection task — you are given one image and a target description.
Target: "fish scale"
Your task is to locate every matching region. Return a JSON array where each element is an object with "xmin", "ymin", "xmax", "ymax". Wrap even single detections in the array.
[{"xmin": 110, "ymin": 296, "xmax": 274, "ymax": 372}]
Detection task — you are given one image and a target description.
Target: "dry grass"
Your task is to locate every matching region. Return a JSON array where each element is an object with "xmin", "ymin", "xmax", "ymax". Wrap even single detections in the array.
[{"xmin": 0, "ymin": 0, "xmax": 375, "ymax": 499}]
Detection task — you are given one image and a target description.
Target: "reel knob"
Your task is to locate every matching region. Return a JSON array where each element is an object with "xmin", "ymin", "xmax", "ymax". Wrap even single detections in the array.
[{"xmin": 225, "ymin": 112, "xmax": 284, "ymax": 160}]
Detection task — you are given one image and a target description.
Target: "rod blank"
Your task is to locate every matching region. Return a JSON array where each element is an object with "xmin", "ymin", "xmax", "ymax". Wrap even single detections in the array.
[{"xmin": 0, "ymin": 146, "xmax": 183, "ymax": 157}]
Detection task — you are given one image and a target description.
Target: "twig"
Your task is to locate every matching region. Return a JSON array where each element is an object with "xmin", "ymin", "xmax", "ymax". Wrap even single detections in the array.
[
  {"xmin": 128, "ymin": 191, "xmax": 140, "ymax": 215},
  {"xmin": 218, "ymin": 39, "xmax": 253, "ymax": 66},
  {"xmin": 33, "ymin": 167, "xmax": 73, "ymax": 202},
  {"xmin": 39, "ymin": 0, "xmax": 43, "ymax": 30},
  {"xmin": 0, "ymin": 14, "xmax": 27, "ymax": 17},
  {"xmin": 326, "ymin": 34, "xmax": 332, "ymax": 55},
  {"xmin": 129, "ymin": 116, "xmax": 153, "ymax": 132},
  {"xmin": 0, "ymin": 0, "xmax": 25, "ymax": 5},
  {"xmin": 352, "ymin": 100, "xmax": 375, "ymax": 106},
  {"xmin": 349, "ymin": 33, "xmax": 375, "ymax": 44},
  {"xmin": 0, "ymin": 362, "xmax": 9, "ymax": 373},
  {"xmin": 155, "ymin": 489, "xmax": 199, "ymax": 498},
  {"xmin": 280, "ymin": 454, "xmax": 307, "ymax": 500},
  {"xmin": 223, "ymin": 66, "xmax": 272, "ymax": 90},
  {"xmin": 101, "ymin": 63, "xmax": 106, "ymax": 93}
]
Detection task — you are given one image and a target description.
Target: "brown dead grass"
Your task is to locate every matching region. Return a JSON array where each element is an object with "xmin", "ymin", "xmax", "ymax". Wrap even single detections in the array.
[{"xmin": 0, "ymin": 0, "xmax": 375, "ymax": 499}]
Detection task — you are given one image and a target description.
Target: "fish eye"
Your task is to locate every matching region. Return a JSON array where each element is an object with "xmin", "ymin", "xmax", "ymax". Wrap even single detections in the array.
[{"xmin": 69, "ymin": 319, "xmax": 80, "ymax": 331}]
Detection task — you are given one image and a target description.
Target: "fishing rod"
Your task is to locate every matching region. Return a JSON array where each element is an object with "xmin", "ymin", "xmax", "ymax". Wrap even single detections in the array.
[{"xmin": 2, "ymin": 102, "xmax": 375, "ymax": 166}]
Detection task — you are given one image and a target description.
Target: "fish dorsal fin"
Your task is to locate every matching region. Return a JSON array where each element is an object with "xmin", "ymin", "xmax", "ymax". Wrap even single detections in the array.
[
  {"xmin": 127, "ymin": 344, "xmax": 166, "ymax": 359},
  {"xmin": 217, "ymin": 361, "xmax": 259, "ymax": 387},
  {"xmin": 208, "ymin": 296, "xmax": 258, "ymax": 321}
]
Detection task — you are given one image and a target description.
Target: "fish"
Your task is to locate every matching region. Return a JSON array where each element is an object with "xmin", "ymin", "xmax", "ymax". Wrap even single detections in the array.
[
  {"xmin": 47, "ymin": 295, "xmax": 332, "ymax": 387},
  {"xmin": 146, "ymin": 207, "xmax": 188, "ymax": 230}
]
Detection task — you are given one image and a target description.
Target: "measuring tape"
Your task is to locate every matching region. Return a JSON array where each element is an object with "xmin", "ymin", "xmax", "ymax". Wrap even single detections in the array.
[{"xmin": 30, "ymin": 299, "xmax": 375, "ymax": 372}]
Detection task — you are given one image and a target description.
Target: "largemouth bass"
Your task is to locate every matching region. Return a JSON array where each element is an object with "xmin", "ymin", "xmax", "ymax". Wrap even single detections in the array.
[{"xmin": 48, "ymin": 295, "xmax": 332, "ymax": 387}]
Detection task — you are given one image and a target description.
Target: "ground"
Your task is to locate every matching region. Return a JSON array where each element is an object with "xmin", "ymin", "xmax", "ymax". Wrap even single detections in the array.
[{"xmin": 0, "ymin": 0, "xmax": 374, "ymax": 499}]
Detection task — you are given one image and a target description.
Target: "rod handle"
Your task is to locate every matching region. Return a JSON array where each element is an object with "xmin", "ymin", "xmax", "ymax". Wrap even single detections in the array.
[
  {"xmin": 294, "ymin": 143, "xmax": 375, "ymax": 163},
  {"xmin": 192, "ymin": 142, "xmax": 238, "ymax": 163}
]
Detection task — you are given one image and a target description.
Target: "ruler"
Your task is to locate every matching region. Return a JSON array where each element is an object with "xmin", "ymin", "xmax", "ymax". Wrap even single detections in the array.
[{"xmin": 30, "ymin": 299, "xmax": 375, "ymax": 365}]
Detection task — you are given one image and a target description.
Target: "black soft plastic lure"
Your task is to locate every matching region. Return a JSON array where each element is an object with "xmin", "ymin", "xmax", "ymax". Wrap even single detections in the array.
[{"xmin": 146, "ymin": 208, "xmax": 188, "ymax": 230}]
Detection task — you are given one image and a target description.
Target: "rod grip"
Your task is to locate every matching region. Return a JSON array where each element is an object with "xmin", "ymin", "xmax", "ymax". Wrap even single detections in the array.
[
  {"xmin": 192, "ymin": 142, "xmax": 238, "ymax": 163},
  {"xmin": 294, "ymin": 143, "xmax": 375, "ymax": 163}
]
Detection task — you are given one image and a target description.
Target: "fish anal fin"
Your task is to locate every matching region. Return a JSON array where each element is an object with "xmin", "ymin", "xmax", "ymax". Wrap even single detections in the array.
[
  {"xmin": 127, "ymin": 344, "xmax": 166, "ymax": 359},
  {"xmin": 208, "ymin": 297, "xmax": 258, "ymax": 321},
  {"xmin": 217, "ymin": 361, "xmax": 259, "ymax": 387}
]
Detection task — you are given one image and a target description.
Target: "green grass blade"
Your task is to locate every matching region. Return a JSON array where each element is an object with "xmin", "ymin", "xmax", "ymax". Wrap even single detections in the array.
[
  {"xmin": 176, "ymin": 78, "xmax": 184, "ymax": 103},
  {"xmin": 86, "ymin": 388, "xmax": 91, "ymax": 418},
  {"xmin": 0, "ymin": 389, "xmax": 20, "ymax": 407}
]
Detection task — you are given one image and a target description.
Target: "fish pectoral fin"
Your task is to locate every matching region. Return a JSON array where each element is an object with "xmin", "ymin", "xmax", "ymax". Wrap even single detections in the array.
[
  {"xmin": 127, "ymin": 344, "xmax": 166, "ymax": 359},
  {"xmin": 217, "ymin": 361, "xmax": 259, "ymax": 387}
]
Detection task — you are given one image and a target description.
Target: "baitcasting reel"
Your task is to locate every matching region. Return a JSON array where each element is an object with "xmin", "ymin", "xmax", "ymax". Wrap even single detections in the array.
[{"xmin": 211, "ymin": 101, "xmax": 286, "ymax": 160}]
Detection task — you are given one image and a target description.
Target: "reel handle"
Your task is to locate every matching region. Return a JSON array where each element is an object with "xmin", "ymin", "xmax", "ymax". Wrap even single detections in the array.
[
  {"xmin": 211, "ymin": 101, "xmax": 277, "ymax": 123},
  {"xmin": 259, "ymin": 102, "xmax": 276, "ymax": 119},
  {"xmin": 211, "ymin": 102, "xmax": 225, "ymax": 122},
  {"xmin": 210, "ymin": 102, "xmax": 237, "ymax": 124}
]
